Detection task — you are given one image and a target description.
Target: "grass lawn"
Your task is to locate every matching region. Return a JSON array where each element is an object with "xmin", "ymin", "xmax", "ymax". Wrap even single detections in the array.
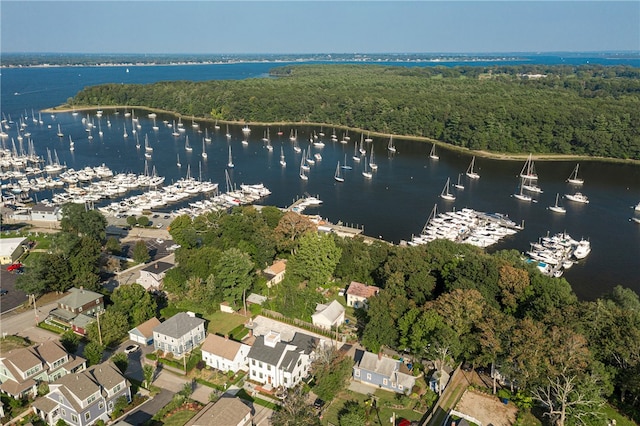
[
  {"xmin": 597, "ymin": 404, "xmax": 637, "ymax": 426},
  {"xmin": 161, "ymin": 409, "xmax": 198, "ymax": 426},
  {"xmin": 205, "ymin": 311, "xmax": 250, "ymax": 337}
]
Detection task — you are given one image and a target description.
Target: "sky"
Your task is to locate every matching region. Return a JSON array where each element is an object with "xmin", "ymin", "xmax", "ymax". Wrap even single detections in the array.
[{"xmin": 1, "ymin": 1, "xmax": 638, "ymax": 54}]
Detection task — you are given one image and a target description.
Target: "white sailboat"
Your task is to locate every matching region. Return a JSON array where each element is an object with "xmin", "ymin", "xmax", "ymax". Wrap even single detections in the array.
[
  {"xmin": 369, "ymin": 148, "xmax": 378, "ymax": 170},
  {"xmin": 300, "ymin": 150, "xmax": 310, "ymax": 171},
  {"xmin": 242, "ymin": 124, "xmax": 251, "ymax": 134},
  {"xmin": 567, "ymin": 163, "xmax": 584, "ymax": 185},
  {"xmin": 465, "ymin": 156, "xmax": 480, "ymax": 179},
  {"xmin": 548, "ymin": 193, "xmax": 566, "ymax": 213},
  {"xmin": 293, "ymin": 138, "xmax": 301, "ymax": 153},
  {"xmin": 176, "ymin": 153, "xmax": 182, "ymax": 168},
  {"xmin": 513, "ymin": 178, "xmax": 533, "ymax": 202},
  {"xmin": 306, "ymin": 145, "xmax": 315, "ymax": 164},
  {"xmin": 225, "ymin": 124, "xmax": 231, "ymax": 138},
  {"xmin": 341, "ymin": 153, "xmax": 353, "ymax": 170},
  {"xmin": 365, "ymin": 131, "xmax": 373, "ymax": 143},
  {"xmin": 123, "ymin": 122, "xmax": 128, "ymax": 138},
  {"xmin": 362, "ymin": 157, "xmax": 372, "ymax": 179},
  {"xmin": 299, "ymin": 156, "xmax": 308, "ymax": 181},
  {"xmin": 429, "ymin": 144, "xmax": 439, "ymax": 160},
  {"xmin": 135, "ymin": 134, "xmax": 141, "ymax": 149},
  {"xmin": 522, "ymin": 177, "xmax": 543, "ymax": 193},
  {"xmin": 358, "ymin": 134, "xmax": 366, "ymax": 154},
  {"xmin": 440, "ymin": 177, "xmax": 456, "ymax": 201},
  {"xmin": 56, "ymin": 124, "xmax": 64, "ymax": 138},
  {"xmin": 69, "ymin": 135, "xmax": 74, "ymax": 152},
  {"xmin": 185, "ymin": 136, "xmax": 192, "ymax": 152},
  {"xmin": 519, "ymin": 153, "xmax": 538, "ymax": 180},
  {"xmin": 279, "ymin": 146, "xmax": 286, "ymax": 167},
  {"xmin": 202, "ymin": 139, "xmax": 208, "ymax": 159},
  {"xmin": 227, "ymin": 146, "xmax": 234, "ymax": 168},
  {"xmin": 387, "ymin": 136, "xmax": 396, "ymax": 152},
  {"xmin": 204, "ymin": 128, "xmax": 211, "ymax": 143},
  {"xmin": 171, "ymin": 121, "xmax": 180, "ymax": 137},
  {"xmin": 352, "ymin": 141, "xmax": 361, "ymax": 162},
  {"xmin": 334, "ymin": 162, "xmax": 344, "ymax": 182},
  {"xmin": 152, "ymin": 117, "xmax": 159, "ymax": 131},
  {"xmin": 145, "ymin": 134, "xmax": 153, "ymax": 152},
  {"xmin": 214, "ymin": 120, "xmax": 220, "ymax": 130},
  {"xmin": 453, "ymin": 173, "xmax": 465, "ymax": 190},
  {"xmin": 97, "ymin": 120, "xmax": 103, "ymax": 137}
]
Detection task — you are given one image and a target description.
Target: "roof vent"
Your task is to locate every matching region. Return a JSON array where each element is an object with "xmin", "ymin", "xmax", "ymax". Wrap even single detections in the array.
[{"xmin": 186, "ymin": 311, "xmax": 195, "ymax": 318}]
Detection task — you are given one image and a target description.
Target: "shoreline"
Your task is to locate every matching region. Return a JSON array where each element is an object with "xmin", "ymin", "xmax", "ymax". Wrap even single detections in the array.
[{"xmin": 42, "ymin": 104, "xmax": 640, "ymax": 165}]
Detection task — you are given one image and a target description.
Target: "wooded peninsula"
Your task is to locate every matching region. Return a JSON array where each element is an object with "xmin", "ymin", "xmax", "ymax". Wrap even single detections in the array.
[{"xmin": 68, "ymin": 64, "xmax": 640, "ymax": 160}]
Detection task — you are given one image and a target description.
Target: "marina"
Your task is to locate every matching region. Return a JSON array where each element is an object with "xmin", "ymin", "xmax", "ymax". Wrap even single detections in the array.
[{"xmin": 525, "ymin": 232, "xmax": 592, "ymax": 278}]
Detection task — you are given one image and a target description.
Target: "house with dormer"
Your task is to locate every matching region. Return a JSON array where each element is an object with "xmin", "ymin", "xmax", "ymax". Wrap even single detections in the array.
[
  {"xmin": 352, "ymin": 349, "xmax": 416, "ymax": 395},
  {"xmin": 153, "ymin": 312, "xmax": 206, "ymax": 357},
  {"xmin": 47, "ymin": 287, "xmax": 105, "ymax": 336},
  {"xmin": 201, "ymin": 334, "xmax": 250, "ymax": 373},
  {"xmin": 0, "ymin": 340, "xmax": 86, "ymax": 398},
  {"xmin": 31, "ymin": 361, "xmax": 130, "ymax": 426},
  {"xmin": 247, "ymin": 330, "xmax": 318, "ymax": 389}
]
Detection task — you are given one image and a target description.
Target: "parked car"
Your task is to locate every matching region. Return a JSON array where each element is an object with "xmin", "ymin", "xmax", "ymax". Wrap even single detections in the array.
[
  {"xmin": 0, "ymin": 289, "xmax": 8, "ymax": 296},
  {"xmin": 6, "ymin": 263, "xmax": 22, "ymax": 272},
  {"xmin": 124, "ymin": 344, "xmax": 140, "ymax": 354}
]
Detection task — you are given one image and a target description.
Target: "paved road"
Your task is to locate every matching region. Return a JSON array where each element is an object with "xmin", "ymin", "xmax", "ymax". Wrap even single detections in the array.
[
  {"xmin": 122, "ymin": 388, "xmax": 173, "ymax": 425},
  {"xmin": 0, "ymin": 300, "xmax": 59, "ymax": 342}
]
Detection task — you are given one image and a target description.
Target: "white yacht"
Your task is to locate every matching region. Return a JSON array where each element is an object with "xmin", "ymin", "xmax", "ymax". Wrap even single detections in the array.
[
  {"xmin": 565, "ymin": 192, "xmax": 589, "ymax": 204},
  {"xmin": 573, "ymin": 239, "xmax": 591, "ymax": 259}
]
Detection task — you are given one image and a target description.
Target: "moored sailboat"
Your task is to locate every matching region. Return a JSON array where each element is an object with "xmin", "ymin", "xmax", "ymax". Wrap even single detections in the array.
[
  {"xmin": 453, "ymin": 173, "xmax": 464, "ymax": 190},
  {"xmin": 334, "ymin": 162, "xmax": 344, "ymax": 182},
  {"xmin": 519, "ymin": 153, "xmax": 538, "ymax": 180},
  {"xmin": 465, "ymin": 156, "xmax": 480, "ymax": 179},
  {"xmin": 429, "ymin": 144, "xmax": 439, "ymax": 160},
  {"xmin": 387, "ymin": 136, "xmax": 396, "ymax": 153},
  {"xmin": 567, "ymin": 163, "xmax": 584, "ymax": 185},
  {"xmin": 227, "ymin": 145, "xmax": 234, "ymax": 168},
  {"xmin": 440, "ymin": 177, "xmax": 456, "ymax": 201},
  {"xmin": 548, "ymin": 193, "xmax": 566, "ymax": 213}
]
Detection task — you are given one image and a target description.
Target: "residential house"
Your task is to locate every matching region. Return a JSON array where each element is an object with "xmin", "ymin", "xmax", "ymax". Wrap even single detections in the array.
[
  {"xmin": 0, "ymin": 237, "xmax": 27, "ymax": 265},
  {"xmin": 185, "ymin": 397, "xmax": 251, "ymax": 426},
  {"xmin": 128, "ymin": 317, "xmax": 161, "ymax": 346},
  {"xmin": 137, "ymin": 261, "xmax": 173, "ymax": 291},
  {"xmin": 311, "ymin": 300, "xmax": 345, "ymax": 330},
  {"xmin": 201, "ymin": 334, "xmax": 251, "ymax": 373},
  {"xmin": 153, "ymin": 312, "xmax": 206, "ymax": 357},
  {"xmin": 263, "ymin": 259, "xmax": 287, "ymax": 288},
  {"xmin": 429, "ymin": 369, "xmax": 451, "ymax": 395},
  {"xmin": 30, "ymin": 203, "xmax": 61, "ymax": 222},
  {"xmin": 32, "ymin": 361, "xmax": 130, "ymax": 426},
  {"xmin": 346, "ymin": 281, "xmax": 380, "ymax": 309},
  {"xmin": 0, "ymin": 341, "xmax": 86, "ymax": 399},
  {"xmin": 352, "ymin": 349, "xmax": 416, "ymax": 395},
  {"xmin": 47, "ymin": 287, "xmax": 104, "ymax": 336},
  {"xmin": 247, "ymin": 330, "xmax": 318, "ymax": 389}
]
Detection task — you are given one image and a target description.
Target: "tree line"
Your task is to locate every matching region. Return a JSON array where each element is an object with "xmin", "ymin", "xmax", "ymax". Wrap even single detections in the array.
[{"xmin": 69, "ymin": 63, "xmax": 640, "ymax": 159}]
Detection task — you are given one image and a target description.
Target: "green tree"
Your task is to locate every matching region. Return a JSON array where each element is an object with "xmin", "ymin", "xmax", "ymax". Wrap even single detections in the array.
[
  {"xmin": 110, "ymin": 396, "xmax": 129, "ymax": 420},
  {"xmin": 60, "ymin": 330, "xmax": 80, "ymax": 354},
  {"xmin": 361, "ymin": 291, "xmax": 399, "ymax": 352},
  {"xmin": 110, "ymin": 283, "xmax": 157, "ymax": 327},
  {"xmin": 60, "ymin": 203, "xmax": 107, "ymax": 241},
  {"xmin": 83, "ymin": 341, "xmax": 104, "ymax": 366},
  {"xmin": 105, "ymin": 237, "xmax": 122, "ymax": 255},
  {"xmin": 70, "ymin": 237, "xmax": 102, "ymax": 291},
  {"xmin": 143, "ymin": 364, "xmax": 156, "ymax": 389},
  {"xmin": 274, "ymin": 212, "xmax": 316, "ymax": 254},
  {"xmin": 338, "ymin": 400, "xmax": 367, "ymax": 426},
  {"xmin": 132, "ymin": 240, "xmax": 150, "ymax": 264},
  {"xmin": 215, "ymin": 248, "xmax": 254, "ymax": 309},
  {"xmin": 87, "ymin": 310, "xmax": 129, "ymax": 347},
  {"xmin": 312, "ymin": 347, "xmax": 353, "ymax": 401},
  {"xmin": 111, "ymin": 352, "xmax": 128, "ymax": 374},
  {"xmin": 287, "ymin": 232, "xmax": 341, "ymax": 288},
  {"xmin": 137, "ymin": 215, "xmax": 150, "ymax": 227},
  {"xmin": 126, "ymin": 215, "xmax": 138, "ymax": 227}
]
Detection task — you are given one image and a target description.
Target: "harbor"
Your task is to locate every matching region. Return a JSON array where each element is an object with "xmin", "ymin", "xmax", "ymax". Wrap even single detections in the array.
[{"xmin": 525, "ymin": 232, "xmax": 592, "ymax": 278}]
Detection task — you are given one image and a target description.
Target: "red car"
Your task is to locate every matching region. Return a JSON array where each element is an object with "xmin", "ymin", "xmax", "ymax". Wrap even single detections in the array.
[{"xmin": 6, "ymin": 263, "xmax": 23, "ymax": 272}]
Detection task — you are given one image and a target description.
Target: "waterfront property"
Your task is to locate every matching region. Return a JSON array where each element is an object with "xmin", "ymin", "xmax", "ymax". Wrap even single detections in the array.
[
  {"xmin": 127, "ymin": 317, "xmax": 161, "ymax": 346},
  {"xmin": 346, "ymin": 281, "xmax": 380, "ymax": 310},
  {"xmin": 352, "ymin": 349, "xmax": 416, "ymax": 395},
  {"xmin": 47, "ymin": 287, "xmax": 104, "ymax": 335},
  {"xmin": 0, "ymin": 341, "xmax": 86, "ymax": 399},
  {"xmin": 247, "ymin": 330, "xmax": 318, "ymax": 389},
  {"xmin": 153, "ymin": 312, "xmax": 206, "ymax": 357},
  {"xmin": 201, "ymin": 334, "xmax": 251, "ymax": 373},
  {"xmin": 31, "ymin": 361, "xmax": 130, "ymax": 426}
]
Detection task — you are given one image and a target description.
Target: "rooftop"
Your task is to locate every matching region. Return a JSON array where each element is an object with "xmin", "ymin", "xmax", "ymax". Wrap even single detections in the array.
[
  {"xmin": 346, "ymin": 281, "xmax": 380, "ymax": 299},
  {"xmin": 153, "ymin": 312, "xmax": 205, "ymax": 339}
]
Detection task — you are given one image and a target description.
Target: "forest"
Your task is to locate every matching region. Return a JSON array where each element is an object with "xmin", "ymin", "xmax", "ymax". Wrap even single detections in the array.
[{"xmin": 68, "ymin": 63, "xmax": 640, "ymax": 159}]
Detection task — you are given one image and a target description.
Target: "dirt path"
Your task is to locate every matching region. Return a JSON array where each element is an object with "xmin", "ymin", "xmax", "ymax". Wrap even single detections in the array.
[{"xmin": 455, "ymin": 389, "xmax": 518, "ymax": 426}]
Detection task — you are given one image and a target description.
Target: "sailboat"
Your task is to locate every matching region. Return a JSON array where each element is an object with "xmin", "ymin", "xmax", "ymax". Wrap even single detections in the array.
[
  {"xmin": 334, "ymin": 162, "xmax": 344, "ymax": 182},
  {"xmin": 204, "ymin": 128, "xmax": 211, "ymax": 143},
  {"xmin": 352, "ymin": 141, "xmax": 361, "ymax": 162},
  {"xmin": 214, "ymin": 120, "xmax": 220, "ymax": 130},
  {"xmin": 440, "ymin": 177, "xmax": 456, "ymax": 201},
  {"xmin": 152, "ymin": 117, "xmax": 159, "ymax": 131},
  {"xmin": 225, "ymin": 124, "xmax": 231, "ymax": 138},
  {"xmin": 453, "ymin": 173, "xmax": 465, "ymax": 190},
  {"xmin": 362, "ymin": 157, "xmax": 372, "ymax": 179},
  {"xmin": 242, "ymin": 124, "xmax": 251, "ymax": 134},
  {"xmin": 69, "ymin": 135, "xmax": 74, "ymax": 152},
  {"xmin": 465, "ymin": 156, "xmax": 480, "ymax": 179},
  {"xmin": 429, "ymin": 144, "xmax": 439, "ymax": 160},
  {"xmin": 519, "ymin": 154, "xmax": 538, "ymax": 180},
  {"xmin": 369, "ymin": 148, "xmax": 378, "ymax": 170},
  {"xmin": 293, "ymin": 138, "xmax": 301, "ymax": 153},
  {"xmin": 306, "ymin": 145, "xmax": 315, "ymax": 164},
  {"xmin": 135, "ymin": 134, "xmax": 141, "ymax": 149},
  {"xmin": 299, "ymin": 156, "xmax": 308, "ymax": 181},
  {"xmin": 185, "ymin": 136, "xmax": 192, "ymax": 152},
  {"xmin": 56, "ymin": 124, "xmax": 64, "ymax": 138},
  {"xmin": 202, "ymin": 139, "xmax": 208, "ymax": 159},
  {"xmin": 123, "ymin": 122, "xmax": 128, "ymax": 138},
  {"xmin": 365, "ymin": 131, "xmax": 373, "ymax": 143},
  {"xmin": 341, "ymin": 153, "xmax": 353, "ymax": 170},
  {"xmin": 548, "ymin": 193, "xmax": 566, "ymax": 213},
  {"xmin": 522, "ymin": 177, "xmax": 543, "ymax": 193},
  {"xmin": 387, "ymin": 136, "xmax": 396, "ymax": 153},
  {"xmin": 172, "ymin": 121, "xmax": 180, "ymax": 137},
  {"xmin": 300, "ymin": 150, "xmax": 310, "ymax": 171},
  {"xmin": 227, "ymin": 146, "xmax": 234, "ymax": 168},
  {"xmin": 177, "ymin": 153, "xmax": 182, "ymax": 168},
  {"xmin": 513, "ymin": 178, "xmax": 533, "ymax": 202},
  {"xmin": 358, "ymin": 134, "xmax": 366, "ymax": 154},
  {"xmin": 567, "ymin": 163, "xmax": 584, "ymax": 185},
  {"xmin": 145, "ymin": 134, "xmax": 153, "ymax": 152},
  {"xmin": 279, "ymin": 146, "xmax": 286, "ymax": 167},
  {"xmin": 97, "ymin": 120, "xmax": 103, "ymax": 137}
]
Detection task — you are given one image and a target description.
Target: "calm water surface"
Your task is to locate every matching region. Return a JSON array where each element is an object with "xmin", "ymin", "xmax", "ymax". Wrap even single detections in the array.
[{"xmin": 1, "ymin": 60, "xmax": 639, "ymax": 300}]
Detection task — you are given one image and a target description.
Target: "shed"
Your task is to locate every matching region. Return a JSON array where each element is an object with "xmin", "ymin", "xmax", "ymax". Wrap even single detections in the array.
[{"xmin": 129, "ymin": 317, "xmax": 162, "ymax": 345}]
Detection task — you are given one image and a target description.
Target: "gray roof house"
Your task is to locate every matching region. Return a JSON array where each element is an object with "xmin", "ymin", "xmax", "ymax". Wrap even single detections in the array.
[
  {"xmin": 153, "ymin": 312, "xmax": 206, "ymax": 357},
  {"xmin": 48, "ymin": 287, "xmax": 104, "ymax": 336},
  {"xmin": 32, "ymin": 361, "xmax": 130, "ymax": 426},
  {"xmin": 352, "ymin": 349, "xmax": 416, "ymax": 394},
  {"xmin": 311, "ymin": 300, "xmax": 345, "ymax": 330},
  {"xmin": 247, "ymin": 330, "xmax": 318, "ymax": 389}
]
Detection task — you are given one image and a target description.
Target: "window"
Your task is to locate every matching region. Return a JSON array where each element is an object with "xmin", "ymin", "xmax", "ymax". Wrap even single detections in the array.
[
  {"xmin": 108, "ymin": 402, "xmax": 113, "ymax": 410},
  {"xmin": 259, "ymin": 362, "xmax": 263, "ymax": 368},
  {"xmin": 71, "ymin": 414, "xmax": 78, "ymax": 423},
  {"xmin": 61, "ymin": 409, "xmax": 66, "ymax": 416},
  {"xmin": 366, "ymin": 373, "xmax": 372, "ymax": 380},
  {"xmin": 354, "ymin": 369, "xmax": 360, "ymax": 378},
  {"xmin": 99, "ymin": 401, "xmax": 104, "ymax": 410},
  {"xmin": 399, "ymin": 385, "xmax": 403, "ymax": 390},
  {"xmin": 112, "ymin": 384, "xmax": 121, "ymax": 394},
  {"xmin": 85, "ymin": 412, "xmax": 91, "ymax": 421},
  {"xmin": 259, "ymin": 373, "xmax": 263, "ymax": 379},
  {"xmin": 79, "ymin": 307, "xmax": 83, "ymax": 312},
  {"xmin": 267, "ymin": 365, "xmax": 271, "ymax": 371},
  {"xmin": 251, "ymin": 359, "xmax": 256, "ymax": 366},
  {"xmin": 383, "ymin": 378, "xmax": 388, "ymax": 385},
  {"xmin": 87, "ymin": 394, "xmax": 96, "ymax": 405}
]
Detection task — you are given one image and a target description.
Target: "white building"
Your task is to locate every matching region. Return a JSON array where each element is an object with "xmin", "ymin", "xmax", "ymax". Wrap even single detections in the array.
[
  {"xmin": 153, "ymin": 312, "xmax": 206, "ymax": 357},
  {"xmin": 201, "ymin": 334, "xmax": 250, "ymax": 373},
  {"xmin": 0, "ymin": 237, "xmax": 27, "ymax": 265},
  {"xmin": 311, "ymin": 300, "xmax": 345, "ymax": 330},
  {"xmin": 137, "ymin": 261, "xmax": 173, "ymax": 291}
]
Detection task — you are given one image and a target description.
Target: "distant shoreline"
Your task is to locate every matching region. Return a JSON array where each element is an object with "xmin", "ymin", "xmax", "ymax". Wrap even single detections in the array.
[{"xmin": 42, "ymin": 104, "xmax": 640, "ymax": 165}]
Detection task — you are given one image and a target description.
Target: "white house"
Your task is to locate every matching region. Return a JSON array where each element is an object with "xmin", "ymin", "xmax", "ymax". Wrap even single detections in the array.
[
  {"xmin": 153, "ymin": 312, "xmax": 206, "ymax": 357},
  {"xmin": 311, "ymin": 300, "xmax": 345, "ymax": 330},
  {"xmin": 201, "ymin": 334, "xmax": 250, "ymax": 373},
  {"xmin": 263, "ymin": 259, "xmax": 287, "ymax": 288},
  {"xmin": 346, "ymin": 281, "xmax": 380, "ymax": 309},
  {"xmin": 246, "ymin": 330, "xmax": 318, "ymax": 389},
  {"xmin": 0, "ymin": 237, "xmax": 27, "ymax": 265},
  {"xmin": 137, "ymin": 261, "xmax": 173, "ymax": 291},
  {"xmin": 30, "ymin": 204, "xmax": 62, "ymax": 222},
  {"xmin": 128, "ymin": 317, "xmax": 161, "ymax": 346}
]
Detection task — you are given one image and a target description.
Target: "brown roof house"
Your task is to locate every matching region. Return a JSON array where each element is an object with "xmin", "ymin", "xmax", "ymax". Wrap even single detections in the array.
[
  {"xmin": 263, "ymin": 259, "xmax": 287, "ymax": 288},
  {"xmin": 137, "ymin": 261, "xmax": 174, "ymax": 291},
  {"xmin": 0, "ymin": 340, "xmax": 86, "ymax": 398},
  {"xmin": 185, "ymin": 397, "xmax": 251, "ymax": 426},
  {"xmin": 346, "ymin": 281, "xmax": 380, "ymax": 309},
  {"xmin": 47, "ymin": 287, "xmax": 105, "ymax": 336},
  {"xmin": 128, "ymin": 317, "xmax": 162, "ymax": 346},
  {"xmin": 32, "ymin": 361, "xmax": 130, "ymax": 426},
  {"xmin": 201, "ymin": 334, "xmax": 251, "ymax": 373}
]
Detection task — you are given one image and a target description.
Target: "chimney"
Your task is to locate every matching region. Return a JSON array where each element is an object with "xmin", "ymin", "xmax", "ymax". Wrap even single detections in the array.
[
  {"xmin": 155, "ymin": 263, "xmax": 158, "ymax": 269},
  {"xmin": 378, "ymin": 351, "xmax": 383, "ymax": 361},
  {"xmin": 80, "ymin": 286, "xmax": 84, "ymax": 293}
]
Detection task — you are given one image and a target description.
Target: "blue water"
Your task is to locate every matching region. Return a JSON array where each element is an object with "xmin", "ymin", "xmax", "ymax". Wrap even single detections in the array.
[{"xmin": 1, "ymin": 56, "xmax": 639, "ymax": 300}]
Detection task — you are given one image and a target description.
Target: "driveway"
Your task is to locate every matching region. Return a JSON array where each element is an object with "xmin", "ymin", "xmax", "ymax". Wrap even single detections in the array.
[
  {"xmin": 0, "ymin": 268, "xmax": 28, "ymax": 313},
  {"xmin": 122, "ymin": 388, "xmax": 173, "ymax": 425}
]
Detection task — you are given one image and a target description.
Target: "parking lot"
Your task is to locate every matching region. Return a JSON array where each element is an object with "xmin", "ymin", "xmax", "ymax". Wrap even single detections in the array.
[{"xmin": 0, "ymin": 268, "xmax": 28, "ymax": 313}]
